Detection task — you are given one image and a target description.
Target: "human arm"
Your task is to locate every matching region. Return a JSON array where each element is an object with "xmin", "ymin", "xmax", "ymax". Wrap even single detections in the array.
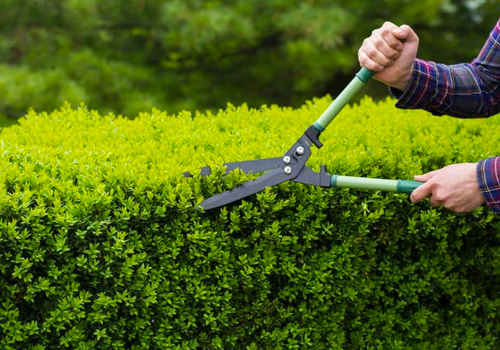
[
  {"xmin": 358, "ymin": 20, "xmax": 500, "ymax": 213},
  {"xmin": 360, "ymin": 19, "xmax": 500, "ymax": 118}
]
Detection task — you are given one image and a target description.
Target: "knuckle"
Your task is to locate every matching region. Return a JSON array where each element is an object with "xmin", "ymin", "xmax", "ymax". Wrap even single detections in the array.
[
  {"xmin": 379, "ymin": 25, "xmax": 393, "ymax": 37},
  {"xmin": 373, "ymin": 37, "xmax": 384, "ymax": 49},
  {"xmin": 379, "ymin": 27, "xmax": 390, "ymax": 37},
  {"xmin": 433, "ymin": 194, "xmax": 446, "ymax": 202},
  {"xmin": 366, "ymin": 47, "xmax": 378, "ymax": 57},
  {"xmin": 358, "ymin": 50, "xmax": 369, "ymax": 63},
  {"xmin": 360, "ymin": 39, "xmax": 370, "ymax": 51}
]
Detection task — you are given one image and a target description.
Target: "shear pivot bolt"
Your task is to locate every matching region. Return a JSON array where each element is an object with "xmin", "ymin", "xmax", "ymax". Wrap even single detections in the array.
[
  {"xmin": 284, "ymin": 166, "xmax": 292, "ymax": 175},
  {"xmin": 283, "ymin": 156, "xmax": 291, "ymax": 164},
  {"xmin": 296, "ymin": 146, "xmax": 305, "ymax": 155}
]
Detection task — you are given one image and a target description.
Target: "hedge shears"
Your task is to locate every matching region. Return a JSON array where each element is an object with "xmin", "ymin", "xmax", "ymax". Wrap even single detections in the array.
[{"xmin": 185, "ymin": 67, "xmax": 423, "ymax": 210}]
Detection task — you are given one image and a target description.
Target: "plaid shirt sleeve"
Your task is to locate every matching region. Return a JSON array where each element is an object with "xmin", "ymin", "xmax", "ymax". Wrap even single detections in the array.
[
  {"xmin": 390, "ymin": 18, "xmax": 500, "ymax": 213},
  {"xmin": 477, "ymin": 157, "xmax": 500, "ymax": 213}
]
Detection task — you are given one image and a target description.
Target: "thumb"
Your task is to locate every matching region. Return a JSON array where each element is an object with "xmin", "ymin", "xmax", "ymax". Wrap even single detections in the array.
[{"xmin": 392, "ymin": 24, "xmax": 418, "ymax": 43}]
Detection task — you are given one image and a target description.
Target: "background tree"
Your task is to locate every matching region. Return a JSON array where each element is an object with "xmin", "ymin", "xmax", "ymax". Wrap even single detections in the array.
[{"xmin": 0, "ymin": 0, "xmax": 498, "ymax": 125}]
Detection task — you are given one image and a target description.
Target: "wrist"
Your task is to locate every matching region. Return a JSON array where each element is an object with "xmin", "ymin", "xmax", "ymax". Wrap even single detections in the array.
[{"xmin": 388, "ymin": 64, "xmax": 414, "ymax": 92}]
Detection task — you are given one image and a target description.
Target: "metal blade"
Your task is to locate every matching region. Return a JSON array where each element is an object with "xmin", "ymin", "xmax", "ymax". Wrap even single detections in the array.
[
  {"xmin": 223, "ymin": 157, "xmax": 283, "ymax": 174},
  {"xmin": 183, "ymin": 157, "xmax": 283, "ymax": 178},
  {"xmin": 200, "ymin": 168, "xmax": 289, "ymax": 210}
]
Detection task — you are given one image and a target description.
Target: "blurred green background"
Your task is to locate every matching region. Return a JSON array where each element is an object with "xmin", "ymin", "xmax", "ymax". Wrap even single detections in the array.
[{"xmin": 0, "ymin": 0, "xmax": 498, "ymax": 126}]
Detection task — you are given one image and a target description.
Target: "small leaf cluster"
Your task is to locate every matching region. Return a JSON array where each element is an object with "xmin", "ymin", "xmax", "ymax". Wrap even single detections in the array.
[{"xmin": 1, "ymin": 98, "xmax": 500, "ymax": 349}]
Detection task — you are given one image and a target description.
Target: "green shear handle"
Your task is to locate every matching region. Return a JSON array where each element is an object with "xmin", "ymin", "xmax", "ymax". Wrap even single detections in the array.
[
  {"xmin": 314, "ymin": 67, "xmax": 376, "ymax": 132},
  {"xmin": 331, "ymin": 175, "xmax": 423, "ymax": 194}
]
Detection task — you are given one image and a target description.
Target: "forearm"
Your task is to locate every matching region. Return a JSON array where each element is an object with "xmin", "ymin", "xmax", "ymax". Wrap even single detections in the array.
[
  {"xmin": 390, "ymin": 59, "xmax": 500, "ymax": 118},
  {"xmin": 391, "ymin": 19, "xmax": 500, "ymax": 118}
]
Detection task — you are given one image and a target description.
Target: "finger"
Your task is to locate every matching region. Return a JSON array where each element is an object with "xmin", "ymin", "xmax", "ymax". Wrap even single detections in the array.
[
  {"xmin": 429, "ymin": 197, "xmax": 443, "ymax": 208},
  {"xmin": 429, "ymin": 189, "xmax": 447, "ymax": 208},
  {"xmin": 379, "ymin": 22, "xmax": 405, "ymax": 51},
  {"xmin": 410, "ymin": 181, "xmax": 433, "ymax": 203},
  {"xmin": 358, "ymin": 48, "xmax": 385, "ymax": 72},
  {"xmin": 414, "ymin": 169, "xmax": 440, "ymax": 182},
  {"xmin": 370, "ymin": 35, "xmax": 402, "ymax": 61},
  {"xmin": 361, "ymin": 39, "xmax": 398, "ymax": 68},
  {"xmin": 393, "ymin": 24, "xmax": 419, "ymax": 44}
]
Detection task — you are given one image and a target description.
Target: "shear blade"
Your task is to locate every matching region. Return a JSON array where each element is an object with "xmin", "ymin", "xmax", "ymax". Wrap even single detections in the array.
[
  {"xmin": 183, "ymin": 157, "xmax": 283, "ymax": 178},
  {"xmin": 223, "ymin": 157, "xmax": 283, "ymax": 174},
  {"xmin": 200, "ymin": 167, "xmax": 289, "ymax": 210}
]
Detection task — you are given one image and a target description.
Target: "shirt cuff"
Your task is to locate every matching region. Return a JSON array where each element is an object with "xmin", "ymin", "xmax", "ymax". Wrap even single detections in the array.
[
  {"xmin": 388, "ymin": 59, "xmax": 443, "ymax": 115},
  {"xmin": 477, "ymin": 157, "xmax": 500, "ymax": 213}
]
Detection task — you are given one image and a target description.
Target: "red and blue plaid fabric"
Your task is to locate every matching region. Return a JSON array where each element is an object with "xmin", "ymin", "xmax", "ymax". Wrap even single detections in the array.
[
  {"xmin": 478, "ymin": 157, "xmax": 500, "ymax": 213},
  {"xmin": 391, "ymin": 17, "xmax": 500, "ymax": 213}
]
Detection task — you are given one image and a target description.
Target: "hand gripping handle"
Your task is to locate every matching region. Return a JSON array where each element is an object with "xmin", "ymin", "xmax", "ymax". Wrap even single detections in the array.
[{"xmin": 314, "ymin": 67, "xmax": 375, "ymax": 132}]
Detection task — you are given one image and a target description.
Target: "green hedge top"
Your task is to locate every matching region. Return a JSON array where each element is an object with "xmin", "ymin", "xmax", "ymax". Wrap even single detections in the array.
[
  {"xmin": 4, "ymin": 97, "xmax": 498, "ymax": 185},
  {"xmin": 1, "ymin": 98, "xmax": 500, "ymax": 349}
]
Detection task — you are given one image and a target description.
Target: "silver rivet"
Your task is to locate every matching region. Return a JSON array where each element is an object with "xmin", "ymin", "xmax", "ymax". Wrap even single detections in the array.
[
  {"xmin": 284, "ymin": 166, "xmax": 292, "ymax": 175},
  {"xmin": 283, "ymin": 156, "xmax": 291, "ymax": 164},
  {"xmin": 296, "ymin": 146, "xmax": 305, "ymax": 155}
]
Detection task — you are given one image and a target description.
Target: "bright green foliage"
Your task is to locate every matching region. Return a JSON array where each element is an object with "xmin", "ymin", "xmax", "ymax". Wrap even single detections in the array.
[{"xmin": 1, "ymin": 98, "xmax": 500, "ymax": 349}]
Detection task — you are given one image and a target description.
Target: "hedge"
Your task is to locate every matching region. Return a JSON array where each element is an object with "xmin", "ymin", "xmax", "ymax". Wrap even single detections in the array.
[{"xmin": 1, "ymin": 98, "xmax": 500, "ymax": 349}]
